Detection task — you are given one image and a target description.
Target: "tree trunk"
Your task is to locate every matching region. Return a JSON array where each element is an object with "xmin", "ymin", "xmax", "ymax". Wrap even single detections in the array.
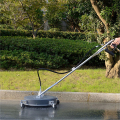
[
  {"xmin": 32, "ymin": 30, "xmax": 38, "ymax": 39},
  {"xmin": 107, "ymin": 59, "xmax": 120, "ymax": 78},
  {"xmin": 32, "ymin": 21, "xmax": 46, "ymax": 39}
]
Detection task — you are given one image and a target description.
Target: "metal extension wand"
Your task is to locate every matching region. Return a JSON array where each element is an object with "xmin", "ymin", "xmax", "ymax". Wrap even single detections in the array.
[{"xmin": 37, "ymin": 39, "xmax": 115, "ymax": 97}]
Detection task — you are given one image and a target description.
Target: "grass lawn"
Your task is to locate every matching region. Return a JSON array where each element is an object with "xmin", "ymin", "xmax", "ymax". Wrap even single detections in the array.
[{"xmin": 0, "ymin": 68, "xmax": 120, "ymax": 93}]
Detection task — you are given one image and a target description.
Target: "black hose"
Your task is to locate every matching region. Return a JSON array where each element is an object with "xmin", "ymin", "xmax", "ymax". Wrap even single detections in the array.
[
  {"xmin": 37, "ymin": 68, "xmax": 71, "ymax": 87},
  {"xmin": 37, "ymin": 45, "xmax": 101, "ymax": 87}
]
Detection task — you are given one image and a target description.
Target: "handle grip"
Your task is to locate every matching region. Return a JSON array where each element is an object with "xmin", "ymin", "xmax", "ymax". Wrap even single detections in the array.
[{"xmin": 105, "ymin": 48, "xmax": 114, "ymax": 56}]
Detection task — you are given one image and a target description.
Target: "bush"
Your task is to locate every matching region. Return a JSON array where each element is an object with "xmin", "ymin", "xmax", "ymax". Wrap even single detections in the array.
[
  {"xmin": 0, "ymin": 29, "xmax": 90, "ymax": 40},
  {"xmin": 0, "ymin": 36, "xmax": 104, "ymax": 69},
  {"xmin": 0, "ymin": 29, "xmax": 32, "ymax": 37}
]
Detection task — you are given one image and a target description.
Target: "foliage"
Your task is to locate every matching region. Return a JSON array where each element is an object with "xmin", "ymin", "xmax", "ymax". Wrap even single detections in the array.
[
  {"xmin": 45, "ymin": 0, "xmax": 94, "ymax": 32},
  {"xmin": 45, "ymin": 0, "xmax": 66, "ymax": 29},
  {"xmin": 0, "ymin": 0, "xmax": 120, "ymax": 40},
  {"xmin": 48, "ymin": 28, "xmax": 60, "ymax": 32},
  {"xmin": 96, "ymin": 0, "xmax": 120, "ymax": 38},
  {"xmin": 0, "ymin": 36, "xmax": 104, "ymax": 69},
  {"xmin": 1, "ymin": 29, "xmax": 99, "ymax": 41},
  {"xmin": 90, "ymin": 0, "xmax": 120, "ymax": 61},
  {"xmin": 0, "ymin": 29, "xmax": 32, "ymax": 37},
  {"xmin": 63, "ymin": 0, "xmax": 92, "ymax": 32},
  {"xmin": 85, "ymin": 32, "xmax": 97, "ymax": 42},
  {"xmin": 0, "ymin": 0, "xmax": 46, "ymax": 38},
  {"xmin": 0, "ymin": 29, "xmax": 86, "ymax": 40}
]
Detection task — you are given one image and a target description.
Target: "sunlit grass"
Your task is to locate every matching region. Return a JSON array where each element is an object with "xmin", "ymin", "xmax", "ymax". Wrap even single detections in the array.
[{"xmin": 0, "ymin": 69, "xmax": 120, "ymax": 93}]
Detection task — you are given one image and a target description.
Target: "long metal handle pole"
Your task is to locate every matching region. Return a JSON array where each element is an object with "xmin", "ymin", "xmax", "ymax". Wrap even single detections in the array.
[
  {"xmin": 38, "ymin": 54, "xmax": 96, "ymax": 97},
  {"xmin": 38, "ymin": 39, "xmax": 114, "ymax": 97}
]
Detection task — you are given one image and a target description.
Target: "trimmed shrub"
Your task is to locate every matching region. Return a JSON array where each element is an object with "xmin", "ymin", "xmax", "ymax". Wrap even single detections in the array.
[
  {"xmin": 0, "ymin": 29, "xmax": 89, "ymax": 40},
  {"xmin": 0, "ymin": 36, "xmax": 104, "ymax": 69},
  {"xmin": 0, "ymin": 29, "xmax": 32, "ymax": 37}
]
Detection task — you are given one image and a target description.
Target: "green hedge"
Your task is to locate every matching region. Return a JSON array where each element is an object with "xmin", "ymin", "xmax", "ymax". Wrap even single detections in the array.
[
  {"xmin": 0, "ymin": 36, "xmax": 104, "ymax": 69},
  {"xmin": 37, "ymin": 30, "xmax": 86, "ymax": 40},
  {"xmin": 0, "ymin": 29, "xmax": 32, "ymax": 37},
  {"xmin": 0, "ymin": 29, "xmax": 95, "ymax": 41}
]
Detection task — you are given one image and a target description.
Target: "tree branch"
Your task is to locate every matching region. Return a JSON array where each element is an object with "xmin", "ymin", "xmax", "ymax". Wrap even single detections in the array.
[
  {"xmin": 36, "ymin": 20, "xmax": 47, "ymax": 31},
  {"xmin": 19, "ymin": 0, "xmax": 34, "ymax": 32},
  {"xmin": 2, "ymin": 15, "xmax": 31, "ymax": 31},
  {"xmin": 90, "ymin": 0, "xmax": 109, "ymax": 34}
]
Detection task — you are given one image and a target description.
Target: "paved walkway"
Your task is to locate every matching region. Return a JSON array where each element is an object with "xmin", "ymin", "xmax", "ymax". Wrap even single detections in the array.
[
  {"xmin": 0, "ymin": 90, "xmax": 120, "ymax": 102},
  {"xmin": 2, "ymin": 99, "xmax": 120, "ymax": 120}
]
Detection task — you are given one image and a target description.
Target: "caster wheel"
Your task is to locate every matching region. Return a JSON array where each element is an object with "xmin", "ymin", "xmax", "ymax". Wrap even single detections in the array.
[
  {"xmin": 57, "ymin": 100, "xmax": 60, "ymax": 105},
  {"xmin": 20, "ymin": 102, "xmax": 25, "ymax": 108},
  {"xmin": 52, "ymin": 104, "xmax": 57, "ymax": 109}
]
